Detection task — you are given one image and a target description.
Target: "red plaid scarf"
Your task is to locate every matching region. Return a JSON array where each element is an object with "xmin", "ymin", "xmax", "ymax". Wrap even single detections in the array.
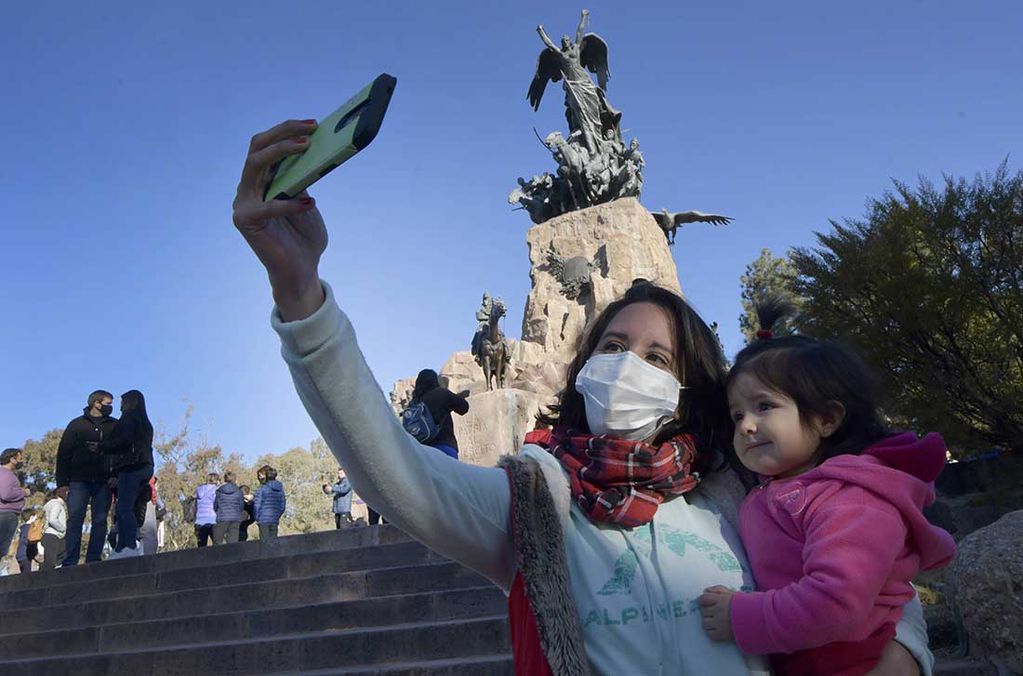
[{"xmin": 546, "ymin": 427, "xmax": 701, "ymax": 528}]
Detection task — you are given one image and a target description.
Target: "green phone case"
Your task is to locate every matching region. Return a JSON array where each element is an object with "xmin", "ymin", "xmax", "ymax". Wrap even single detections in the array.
[{"xmin": 264, "ymin": 73, "xmax": 396, "ymax": 201}]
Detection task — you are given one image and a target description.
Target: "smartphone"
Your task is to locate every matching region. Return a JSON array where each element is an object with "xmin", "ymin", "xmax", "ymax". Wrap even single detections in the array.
[{"xmin": 264, "ymin": 73, "xmax": 397, "ymax": 201}]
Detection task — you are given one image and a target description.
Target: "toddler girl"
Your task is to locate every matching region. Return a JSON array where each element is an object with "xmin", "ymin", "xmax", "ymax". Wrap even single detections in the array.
[{"xmin": 699, "ymin": 302, "xmax": 955, "ymax": 676}]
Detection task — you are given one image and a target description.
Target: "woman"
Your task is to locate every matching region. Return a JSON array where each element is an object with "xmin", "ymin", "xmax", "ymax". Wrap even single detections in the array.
[
  {"xmin": 194, "ymin": 473, "xmax": 219, "ymax": 547},
  {"xmin": 92, "ymin": 389, "xmax": 154, "ymax": 558},
  {"xmin": 407, "ymin": 369, "xmax": 470, "ymax": 459},
  {"xmin": 232, "ymin": 120, "xmax": 930, "ymax": 675}
]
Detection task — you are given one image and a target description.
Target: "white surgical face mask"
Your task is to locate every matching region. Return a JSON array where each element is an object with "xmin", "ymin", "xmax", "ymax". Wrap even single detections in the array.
[{"xmin": 575, "ymin": 351, "xmax": 683, "ymax": 441}]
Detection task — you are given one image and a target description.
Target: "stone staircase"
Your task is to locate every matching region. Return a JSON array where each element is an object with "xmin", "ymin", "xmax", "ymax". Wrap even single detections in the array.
[
  {"xmin": 0, "ymin": 526, "xmax": 513, "ymax": 675},
  {"xmin": 0, "ymin": 525, "xmax": 998, "ymax": 675}
]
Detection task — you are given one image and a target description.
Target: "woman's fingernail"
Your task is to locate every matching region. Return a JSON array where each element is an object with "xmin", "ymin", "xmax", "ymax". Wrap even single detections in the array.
[
  {"xmin": 300, "ymin": 197, "xmax": 314, "ymax": 206},
  {"xmin": 302, "ymin": 119, "xmax": 316, "ymax": 125},
  {"xmin": 293, "ymin": 136, "xmax": 308, "ymax": 144}
]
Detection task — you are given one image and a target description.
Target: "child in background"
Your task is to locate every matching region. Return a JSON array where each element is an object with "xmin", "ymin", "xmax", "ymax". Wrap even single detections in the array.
[
  {"xmin": 699, "ymin": 302, "xmax": 956, "ymax": 676},
  {"xmin": 253, "ymin": 465, "xmax": 286, "ymax": 539},
  {"xmin": 16, "ymin": 510, "xmax": 41, "ymax": 573},
  {"xmin": 239, "ymin": 484, "xmax": 255, "ymax": 541},
  {"xmin": 41, "ymin": 490, "xmax": 67, "ymax": 569}
]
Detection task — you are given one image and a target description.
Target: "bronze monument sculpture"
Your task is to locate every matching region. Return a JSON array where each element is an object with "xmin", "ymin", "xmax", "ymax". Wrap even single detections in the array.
[
  {"xmin": 546, "ymin": 248, "xmax": 607, "ymax": 300},
  {"xmin": 509, "ymin": 10, "xmax": 644, "ymax": 224},
  {"xmin": 471, "ymin": 294, "xmax": 511, "ymax": 390},
  {"xmin": 651, "ymin": 209, "xmax": 734, "ymax": 245}
]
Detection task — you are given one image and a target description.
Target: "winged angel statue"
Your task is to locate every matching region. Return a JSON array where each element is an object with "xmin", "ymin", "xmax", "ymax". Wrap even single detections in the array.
[{"xmin": 509, "ymin": 10, "xmax": 644, "ymax": 224}]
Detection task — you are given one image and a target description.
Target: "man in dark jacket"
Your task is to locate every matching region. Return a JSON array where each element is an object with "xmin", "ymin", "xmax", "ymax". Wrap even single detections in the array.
[
  {"xmin": 213, "ymin": 471, "xmax": 245, "ymax": 544},
  {"xmin": 55, "ymin": 390, "xmax": 117, "ymax": 565}
]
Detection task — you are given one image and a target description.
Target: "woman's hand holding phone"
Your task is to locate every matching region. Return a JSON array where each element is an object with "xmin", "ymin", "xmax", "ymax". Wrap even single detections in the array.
[{"xmin": 233, "ymin": 119, "xmax": 328, "ymax": 322}]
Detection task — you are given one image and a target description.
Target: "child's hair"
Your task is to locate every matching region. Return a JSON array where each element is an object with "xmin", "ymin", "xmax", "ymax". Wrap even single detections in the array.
[
  {"xmin": 257, "ymin": 465, "xmax": 278, "ymax": 482},
  {"xmin": 240, "ymin": 484, "xmax": 251, "ymax": 494},
  {"xmin": 224, "ymin": 470, "xmax": 236, "ymax": 483},
  {"xmin": 206, "ymin": 472, "xmax": 221, "ymax": 484},
  {"xmin": 538, "ymin": 281, "xmax": 731, "ymax": 473},
  {"xmin": 728, "ymin": 298, "xmax": 889, "ymax": 462}
]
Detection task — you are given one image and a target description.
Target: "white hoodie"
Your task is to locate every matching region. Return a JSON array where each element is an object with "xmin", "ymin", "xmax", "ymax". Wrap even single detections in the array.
[{"xmin": 44, "ymin": 497, "xmax": 66, "ymax": 538}]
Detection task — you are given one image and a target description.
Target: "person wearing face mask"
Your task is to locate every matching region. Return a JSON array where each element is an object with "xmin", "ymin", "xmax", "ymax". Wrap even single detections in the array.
[
  {"xmin": 89, "ymin": 389, "xmax": 155, "ymax": 559},
  {"xmin": 232, "ymin": 120, "xmax": 933, "ymax": 676},
  {"xmin": 54, "ymin": 390, "xmax": 118, "ymax": 566},
  {"xmin": 0, "ymin": 448, "xmax": 32, "ymax": 576}
]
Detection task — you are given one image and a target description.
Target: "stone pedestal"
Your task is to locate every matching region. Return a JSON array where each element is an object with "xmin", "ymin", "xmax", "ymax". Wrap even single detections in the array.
[
  {"xmin": 521, "ymin": 197, "xmax": 681, "ymax": 360},
  {"xmin": 452, "ymin": 389, "xmax": 544, "ymax": 467}
]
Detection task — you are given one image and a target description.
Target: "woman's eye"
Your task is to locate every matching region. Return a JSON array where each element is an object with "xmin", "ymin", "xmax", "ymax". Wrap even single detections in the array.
[
  {"xmin": 731, "ymin": 412, "xmax": 743, "ymax": 423},
  {"xmin": 757, "ymin": 401, "xmax": 775, "ymax": 412},
  {"xmin": 646, "ymin": 353, "xmax": 668, "ymax": 365},
  {"xmin": 600, "ymin": 342, "xmax": 624, "ymax": 352}
]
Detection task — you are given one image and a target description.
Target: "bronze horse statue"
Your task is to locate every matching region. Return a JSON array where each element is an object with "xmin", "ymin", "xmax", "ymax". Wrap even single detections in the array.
[{"xmin": 471, "ymin": 297, "xmax": 510, "ymax": 390}]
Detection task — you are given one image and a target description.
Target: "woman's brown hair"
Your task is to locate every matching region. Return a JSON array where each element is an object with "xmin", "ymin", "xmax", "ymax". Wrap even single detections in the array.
[{"xmin": 538, "ymin": 282, "xmax": 732, "ymax": 474}]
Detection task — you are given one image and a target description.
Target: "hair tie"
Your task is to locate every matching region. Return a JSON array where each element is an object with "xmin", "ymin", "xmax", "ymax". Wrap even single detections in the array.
[{"xmin": 756, "ymin": 329, "xmax": 773, "ymax": 340}]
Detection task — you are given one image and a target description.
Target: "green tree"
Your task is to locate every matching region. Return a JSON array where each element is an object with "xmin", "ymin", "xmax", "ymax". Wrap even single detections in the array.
[
  {"xmin": 791, "ymin": 163, "xmax": 1023, "ymax": 455},
  {"xmin": 19, "ymin": 428, "xmax": 62, "ymax": 499},
  {"xmin": 738, "ymin": 248, "xmax": 803, "ymax": 342},
  {"xmin": 153, "ymin": 409, "xmax": 241, "ymax": 551}
]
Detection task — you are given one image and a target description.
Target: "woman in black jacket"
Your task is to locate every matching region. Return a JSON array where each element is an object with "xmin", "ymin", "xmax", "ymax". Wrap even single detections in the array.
[
  {"xmin": 93, "ymin": 389, "xmax": 154, "ymax": 558},
  {"xmin": 409, "ymin": 370, "xmax": 470, "ymax": 459}
]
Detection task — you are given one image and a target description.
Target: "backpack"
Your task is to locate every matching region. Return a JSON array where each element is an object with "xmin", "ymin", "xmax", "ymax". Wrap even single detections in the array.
[
  {"xmin": 27, "ymin": 519, "xmax": 44, "ymax": 543},
  {"xmin": 401, "ymin": 401, "xmax": 440, "ymax": 443},
  {"xmin": 182, "ymin": 496, "xmax": 197, "ymax": 524}
]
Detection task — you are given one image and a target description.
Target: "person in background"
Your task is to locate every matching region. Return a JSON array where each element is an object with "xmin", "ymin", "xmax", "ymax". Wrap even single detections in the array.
[
  {"xmin": 0, "ymin": 448, "xmax": 30, "ymax": 576},
  {"xmin": 55, "ymin": 391, "xmax": 117, "ymax": 566},
  {"xmin": 91, "ymin": 390, "xmax": 155, "ymax": 559},
  {"xmin": 322, "ymin": 467, "xmax": 353, "ymax": 528},
  {"xmin": 407, "ymin": 369, "xmax": 470, "ymax": 459},
  {"xmin": 139, "ymin": 476, "xmax": 164, "ymax": 556},
  {"xmin": 41, "ymin": 489, "xmax": 67, "ymax": 570},
  {"xmin": 239, "ymin": 484, "xmax": 255, "ymax": 541},
  {"xmin": 195, "ymin": 472, "xmax": 219, "ymax": 547},
  {"xmin": 15, "ymin": 509, "xmax": 41, "ymax": 574},
  {"xmin": 253, "ymin": 465, "xmax": 286, "ymax": 539},
  {"xmin": 214, "ymin": 470, "xmax": 245, "ymax": 544}
]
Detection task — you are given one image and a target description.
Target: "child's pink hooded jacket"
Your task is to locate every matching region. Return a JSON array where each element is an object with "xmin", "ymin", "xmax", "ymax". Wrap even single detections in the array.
[{"xmin": 730, "ymin": 432, "xmax": 956, "ymax": 665}]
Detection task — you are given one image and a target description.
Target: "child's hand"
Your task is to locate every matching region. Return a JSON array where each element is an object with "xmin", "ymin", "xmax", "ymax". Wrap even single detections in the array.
[{"xmin": 698, "ymin": 585, "xmax": 736, "ymax": 643}]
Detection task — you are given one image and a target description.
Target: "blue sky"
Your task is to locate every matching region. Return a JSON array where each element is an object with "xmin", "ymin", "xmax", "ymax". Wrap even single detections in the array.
[{"xmin": 3, "ymin": 1, "xmax": 1020, "ymax": 461}]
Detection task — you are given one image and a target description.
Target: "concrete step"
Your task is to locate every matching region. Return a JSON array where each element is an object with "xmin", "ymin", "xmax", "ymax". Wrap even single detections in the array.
[
  {"xmin": 0, "ymin": 560, "xmax": 489, "ymax": 635},
  {"xmin": 934, "ymin": 657, "xmax": 1001, "ymax": 675},
  {"xmin": 0, "ymin": 615, "xmax": 511, "ymax": 676},
  {"xmin": 0, "ymin": 525, "xmax": 412, "ymax": 594},
  {"xmin": 0, "ymin": 540, "xmax": 441, "ymax": 610},
  {"xmin": 0, "ymin": 585, "xmax": 506, "ymax": 659},
  {"xmin": 281, "ymin": 655, "xmax": 514, "ymax": 675}
]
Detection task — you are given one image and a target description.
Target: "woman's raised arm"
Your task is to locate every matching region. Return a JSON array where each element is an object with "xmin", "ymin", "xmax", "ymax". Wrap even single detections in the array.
[{"xmin": 234, "ymin": 122, "xmax": 516, "ymax": 589}]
